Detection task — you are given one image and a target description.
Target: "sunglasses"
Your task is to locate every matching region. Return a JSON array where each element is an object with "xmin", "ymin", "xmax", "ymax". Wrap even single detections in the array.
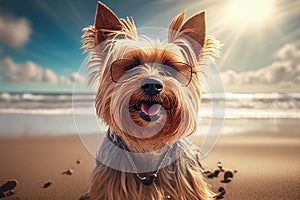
[{"xmin": 110, "ymin": 59, "xmax": 193, "ymax": 87}]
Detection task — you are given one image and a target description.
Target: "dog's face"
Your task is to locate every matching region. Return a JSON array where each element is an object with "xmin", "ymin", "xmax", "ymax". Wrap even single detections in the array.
[{"xmin": 82, "ymin": 2, "xmax": 219, "ymax": 152}]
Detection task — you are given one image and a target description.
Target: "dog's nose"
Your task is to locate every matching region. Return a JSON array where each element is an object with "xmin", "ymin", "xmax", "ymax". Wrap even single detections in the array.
[{"xmin": 141, "ymin": 77, "xmax": 163, "ymax": 96}]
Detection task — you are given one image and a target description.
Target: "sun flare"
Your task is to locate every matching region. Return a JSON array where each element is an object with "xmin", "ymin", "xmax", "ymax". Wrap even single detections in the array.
[{"xmin": 225, "ymin": 0, "xmax": 274, "ymax": 27}]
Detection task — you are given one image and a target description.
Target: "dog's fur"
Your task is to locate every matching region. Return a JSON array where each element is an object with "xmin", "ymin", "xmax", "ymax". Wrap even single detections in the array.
[{"xmin": 81, "ymin": 2, "xmax": 220, "ymax": 199}]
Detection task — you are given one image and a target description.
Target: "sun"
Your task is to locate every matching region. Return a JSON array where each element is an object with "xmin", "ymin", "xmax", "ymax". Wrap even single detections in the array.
[{"xmin": 225, "ymin": 0, "xmax": 274, "ymax": 27}]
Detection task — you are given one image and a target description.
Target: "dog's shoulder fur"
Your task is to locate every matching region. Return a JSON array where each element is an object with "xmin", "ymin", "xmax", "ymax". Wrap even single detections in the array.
[{"xmin": 90, "ymin": 139, "xmax": 213, "ymax": 200}]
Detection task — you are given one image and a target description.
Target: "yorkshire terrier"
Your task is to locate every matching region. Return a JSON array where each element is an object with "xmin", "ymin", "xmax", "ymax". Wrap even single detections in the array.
[{"xmin": 81, "ymin": 2, "xmax": 220, "ymax": 199}]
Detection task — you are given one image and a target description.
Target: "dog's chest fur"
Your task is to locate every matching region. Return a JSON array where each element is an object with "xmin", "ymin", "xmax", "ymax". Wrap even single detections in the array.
[{"xmin": 91, "ymin": 135, "xmax": 212, "ymax": 200}]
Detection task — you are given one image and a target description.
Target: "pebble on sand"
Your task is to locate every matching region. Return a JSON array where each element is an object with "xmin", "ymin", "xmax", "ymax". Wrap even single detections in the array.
[
  {"xmin": 224, "ymin": 171, "xmax": 234, "ymax": 180},
  {"xmin": 216, "ymin": 187, "xmax": 226, "ymax": 199},
  {"xmin": 62, "ymin": 169, "xmax": 74, "ymax": 175},
  {"xmin": 0, "ymin": 180, "xmax": 18, "ymax": 193},
  {"xmin": 43, "ymin": 181, "xmax": 52, "ymax": 189},
  {"xmin": 0, "ymin": 180, "xmax": 18, "ymax": 198},
  {"xmin": 217, "ymin": 161, "xmax": 224, "ymax": 171}
]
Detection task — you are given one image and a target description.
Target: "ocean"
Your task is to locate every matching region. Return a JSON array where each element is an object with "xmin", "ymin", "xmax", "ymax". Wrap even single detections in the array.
[{"xmin": 0, "ymin": 92, "xmax": 299, "ymax": 136}]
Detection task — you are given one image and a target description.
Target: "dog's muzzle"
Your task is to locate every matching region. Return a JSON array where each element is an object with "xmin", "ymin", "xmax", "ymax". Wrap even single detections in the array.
[{"xmin": 139, "ymin": 77, "xmax": 163, "ymax": 121}]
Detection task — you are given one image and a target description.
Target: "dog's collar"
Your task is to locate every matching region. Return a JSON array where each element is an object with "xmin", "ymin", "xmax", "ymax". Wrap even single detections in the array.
[
  {"xmin": 97, "ymin": 129, "xmax": 178, "ymax": 185},
  {"xmin": 106, "ymin": 128, "xmax": 129, "ymax": 151}
]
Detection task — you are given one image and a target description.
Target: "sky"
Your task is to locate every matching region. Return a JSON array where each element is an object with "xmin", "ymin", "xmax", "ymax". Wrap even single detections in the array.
[{"xmin": 0, "ymin": 0, "xmax": 299, "ymax": 93}]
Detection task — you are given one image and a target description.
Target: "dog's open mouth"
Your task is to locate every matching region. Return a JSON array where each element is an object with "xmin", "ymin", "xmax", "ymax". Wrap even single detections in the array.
[{"xmin": 139, "ymin": 102, "xmax": 161, "ymax": 122}]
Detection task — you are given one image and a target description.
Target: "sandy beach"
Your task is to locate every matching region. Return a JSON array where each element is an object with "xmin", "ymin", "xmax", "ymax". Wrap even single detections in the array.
[{"xmin": 0, "ymin": 133, "xmax": 299, "ymax": 200}]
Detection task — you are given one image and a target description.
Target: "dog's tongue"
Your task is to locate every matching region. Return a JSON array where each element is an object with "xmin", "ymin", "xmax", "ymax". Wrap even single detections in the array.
[{"xmin": 141, "ymin": 103, "xmax": 161, "ymax": 116}]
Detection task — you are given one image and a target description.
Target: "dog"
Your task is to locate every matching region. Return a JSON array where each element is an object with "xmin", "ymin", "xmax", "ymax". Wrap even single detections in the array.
[{"xmin": 81, "ymin": 2, "xmax": 220, "ymax": 199}]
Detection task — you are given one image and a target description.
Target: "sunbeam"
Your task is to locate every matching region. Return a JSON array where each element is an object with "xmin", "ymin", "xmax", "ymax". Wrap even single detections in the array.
[{"xmin": 224, "ymin": 0, "xmax": 275, "ymax": 27}]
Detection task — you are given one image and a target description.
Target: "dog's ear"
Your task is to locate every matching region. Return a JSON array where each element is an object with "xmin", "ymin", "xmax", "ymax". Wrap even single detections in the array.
[
  {"xmin": 169, "ymin": 10, "xmax": 206, "ymax": 59},
  {"xmin": 168, "ymin": 10, "xmax": 186, "ymax": 41},
  {"xmin": 94, "ymin": 1, "xmax": 123, "ymax": 45},
  {"xmin": 181, "ymin": 11, "xmax": 206, "ymax": 49},
  {"xmin": 82, "ymin": 2, "xmax": 137, "ymax": 53}
]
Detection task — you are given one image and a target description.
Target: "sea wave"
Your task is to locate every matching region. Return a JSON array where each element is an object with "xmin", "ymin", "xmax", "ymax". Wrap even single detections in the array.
[
  {"xmin": 0, "ymin": 92, "xmax": 95, "ymax": 103},
  {"xmin": 0, "ymin": 92, "xmax": 299, "ymax": 119}
]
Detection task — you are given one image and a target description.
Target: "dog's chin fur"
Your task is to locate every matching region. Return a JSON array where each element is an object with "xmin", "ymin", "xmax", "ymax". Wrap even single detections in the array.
[{"xmin": 81, "ymin": 1, "xmax": 221, "ymax": 199}]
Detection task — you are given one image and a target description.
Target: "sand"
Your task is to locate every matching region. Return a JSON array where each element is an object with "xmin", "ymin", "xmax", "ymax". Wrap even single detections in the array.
[
  {"xmin": 0, "ymin": 133, "xmax": 299, "ymax": 199},
  {"xmin": 203, "ymin": 134, "xmax": 300, "ymax": 199}
]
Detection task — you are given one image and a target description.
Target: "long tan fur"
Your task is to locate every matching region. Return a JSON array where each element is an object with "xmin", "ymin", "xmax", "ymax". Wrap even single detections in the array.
[
  {"xmin": 90, "ymin": 141, "xmax": 213, "ymax": 200},
  {"xmin": 81, "ymin": 2, "xmax": 221, "ymax": 200}
]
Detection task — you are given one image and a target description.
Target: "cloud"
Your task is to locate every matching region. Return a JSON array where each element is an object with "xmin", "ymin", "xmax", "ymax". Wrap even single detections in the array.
[
  {"xmin": 220, "ymin": 70, "xmax": 239, "ymax": 85},
  {"xmin": 277, "ymin": 43, "xmax": 300, "ymax": 63},
  {"xmin": 42, "ymin": 68, "xmax": 58, "ymax": 84},
  {"xmin": 0, "ymin": 57, "xmax": 85, "ymax": 85},
  {"xmin": 0, "ymin": 14, "xmax": 32, "ymax": 47},
  {"xmin": 69, "ymin": 72, "xmax": 86, "ymax": 84},
  {"xmin": 59, "ymin": 75, "xmax": 71, "ymax": 85},
  {"xmin": 1, "ymin": 57, "xmax": 42, "ymax": 83},
  {"xmin": 221, "ymin": 43, "xmax": 300, "ymax": 90}
]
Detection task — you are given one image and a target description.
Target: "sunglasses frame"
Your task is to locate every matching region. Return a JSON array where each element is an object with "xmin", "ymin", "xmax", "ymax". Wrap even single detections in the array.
[{"xmin": 110, "ymin": 59, "xmax": 194, "ymax": 87}]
